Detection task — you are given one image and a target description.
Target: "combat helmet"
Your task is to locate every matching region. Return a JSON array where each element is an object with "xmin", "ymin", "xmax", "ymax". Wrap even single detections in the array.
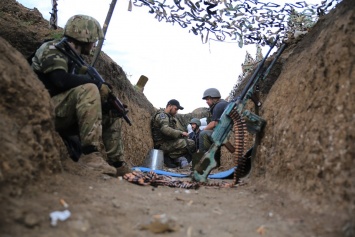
[
  {"xmin": 64, "ymin": 15, "xmax": 104, "ymax": 43},
  {"xmin": 202, "ymin": 88, "xmax": 221, "ymax": 99},
  {"xmin": 189, "ymin": 118, "xmax": 201, "ymax": 127}
]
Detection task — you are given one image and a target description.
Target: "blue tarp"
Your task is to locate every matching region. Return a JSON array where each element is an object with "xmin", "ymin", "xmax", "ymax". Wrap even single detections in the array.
[{"xmin": 132, "ymin": 167, "xmax": 236, "ymax": 179}]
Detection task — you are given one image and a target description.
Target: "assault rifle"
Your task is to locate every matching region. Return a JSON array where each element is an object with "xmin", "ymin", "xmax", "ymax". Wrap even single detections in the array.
[
  {"xmin": 55, "ymin": 38, "xmax": 132, "ymax": 126},
  {"xmin": 192, "ymin": 36, "xmax": 286, "ymax": 182}
]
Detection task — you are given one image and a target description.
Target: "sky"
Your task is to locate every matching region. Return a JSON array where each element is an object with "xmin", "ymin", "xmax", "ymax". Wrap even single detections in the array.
[{"xmin": 17, "ymin": 0, "xmax": 324, "ymax": 113}]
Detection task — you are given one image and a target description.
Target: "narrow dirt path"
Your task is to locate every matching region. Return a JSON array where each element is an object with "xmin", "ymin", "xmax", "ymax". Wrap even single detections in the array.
[{"xmin": 1, "ymin": 168, "xmax": 342, "ymax": 237}]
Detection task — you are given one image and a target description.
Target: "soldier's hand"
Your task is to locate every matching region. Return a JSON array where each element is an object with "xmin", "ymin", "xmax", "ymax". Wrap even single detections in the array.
[
  {"xmin": 99, "ymin": 82, "xmax": 112, "ymax": 102},
  {"xmin": 181, "ymin": 132, "xmax": 188, "ymax": 137}
]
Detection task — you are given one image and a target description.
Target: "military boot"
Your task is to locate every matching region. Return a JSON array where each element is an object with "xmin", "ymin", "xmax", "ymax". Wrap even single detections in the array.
[
  {"xmin": 110, "ymin": 161, "xmax": 132, "ymax": 177},
  {"xmin": 79, "ymin": 152, "xmax": 117, "ymax": 176},
  {"xmin": 164, "ymin": 156, "xmax": 177, "ymax": 168}
]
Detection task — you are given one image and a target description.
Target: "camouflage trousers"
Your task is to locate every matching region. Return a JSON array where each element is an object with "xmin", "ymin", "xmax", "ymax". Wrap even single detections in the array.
[
  {"xmin": 199, "ymin": 130, "xmax": 213, "ymax": 153},
  {"xmin": 199, "ymin": 129, "xmax": 221, "ymax": 161},
  {"xmin": 51, "ymin": 83, "xmax": 124, "ymax": 163},
  {"xmin": 160, "ymin": 138, "xmax": 196, "ymax": 160}
]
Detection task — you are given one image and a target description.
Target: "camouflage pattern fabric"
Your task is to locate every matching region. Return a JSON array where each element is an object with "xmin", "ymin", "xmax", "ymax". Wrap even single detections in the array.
[
  {"xmin": 102, "ymin": 114, "xmax": 124, "ymax": 163},
  {"xmin": 52, "ymin": 83, "xmax": 124, "ymax": 162},
  {"xmin": 32, "ymin": 40, "xmax": 68, "ymax": 73},
  {"xmin": 131, "ymin": 0, "xmax": 340, "ymax": 46},
  {"xmin": 199, "ymin": 130, "xmax": 213, "ymax": 154},
  {"xmin": 151, "ymin": 110, "xmax": 196, "ymax": 159},
  {"xmin": 33, "ymin": 38, "xmax": 123, "ymax": 164},
  {"xmin": 199, "ymin": 130, "xmax": 221, "ymax": 166},
  {"xmin": 64, "ymin": 15, "xmax": 104, "ymax": 43},
  {"xmin": 160, "ymin": 138, "xmax": 195, "ymax": 160},
  {"xmin": 52, "ymin": 84, "xmax": 102, "ymax": 150},
  {"xmin": 151, "ymin": 109, "xmax": 183, "ymax": 142}
]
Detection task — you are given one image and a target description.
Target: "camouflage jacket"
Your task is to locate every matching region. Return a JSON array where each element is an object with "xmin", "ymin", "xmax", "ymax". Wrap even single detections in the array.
[
  {"xmin": 151, "ymin": 109, "xmax": 184, "ymax": 143},
  {"xmin": 31, "ymin": 39, "xmax": 84, "ymax": 96},
  {"xmin": 32, "ymin": 39, "xmax": 73, "ymax": 74}
]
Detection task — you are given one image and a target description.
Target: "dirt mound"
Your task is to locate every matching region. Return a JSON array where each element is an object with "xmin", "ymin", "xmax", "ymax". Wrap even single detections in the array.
[
  {"xmin": 0, "ymin": 0, "xmax": 354, "ymax": 236},
  {"xmin": 0, "ymin": 37, "xmax": 62, "ymax": 193},
  {"xmin": 0, "ymin": 0, "xmax": 157, "ymax": 169},
  {"xmin": 252, "ymin": 0, "xmax": 355, "ymax": 215}
]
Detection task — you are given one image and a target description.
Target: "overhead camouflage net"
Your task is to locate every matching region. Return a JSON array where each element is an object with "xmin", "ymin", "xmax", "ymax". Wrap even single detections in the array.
[{"xmin": 129, "ymin": 0, "xmax": 341, "ymax": 46}]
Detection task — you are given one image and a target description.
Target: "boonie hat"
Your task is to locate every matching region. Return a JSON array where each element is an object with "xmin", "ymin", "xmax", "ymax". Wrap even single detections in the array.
[{"xmin": 167, "ymin": 99, "xmax": 184, "ymax": 110}]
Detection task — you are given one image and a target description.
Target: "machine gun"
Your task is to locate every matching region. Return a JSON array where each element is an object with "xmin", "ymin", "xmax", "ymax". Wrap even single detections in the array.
[
  {"xmin": 192, "ymin": 36, "xmax": 286, "ymax": 183},
  {"xmin": 55, "ymin": 38, "xmax": 132, "ymax": 126}
]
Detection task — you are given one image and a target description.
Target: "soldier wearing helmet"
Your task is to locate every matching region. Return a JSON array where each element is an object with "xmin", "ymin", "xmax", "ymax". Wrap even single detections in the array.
[
  {"xmin": 151, "ymin": 99, "xmax": 196, "ymax": 168},
  {"xmin": 30, "ymin": 15, "xmax": 129, "ymax": 176},
  {"xmin": 188, "ymin": 118, "xmax": 201, "ymax": 152},
  {"xmin": 199, "ymin": 88, "xmax": 228, "ymax": 167}
]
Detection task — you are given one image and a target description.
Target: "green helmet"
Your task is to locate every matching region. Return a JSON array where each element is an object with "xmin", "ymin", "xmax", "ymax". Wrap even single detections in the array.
[
  {"xmin": 202, "ymin": 88, "xmax": 221, "ymax": 99},
  {"xmin": 189, "ymin": 118, "xmax": 201, "ymax": 127},
  {"xmin": 64, "ymin": 15, "xmax": 104, "ymax": 43}
]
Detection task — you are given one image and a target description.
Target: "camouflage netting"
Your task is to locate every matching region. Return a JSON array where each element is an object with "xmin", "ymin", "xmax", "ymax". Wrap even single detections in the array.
[
  {"xmin": 0, "ymin": 0, "xmax": 235, "ymax": 180},
  {"xmin": 131, "ymin": 0, "xmax": 341, "ymax": 46},
  {"xmin": 1, "ymin": 1, "xmax": 353, "ymax": 217}
]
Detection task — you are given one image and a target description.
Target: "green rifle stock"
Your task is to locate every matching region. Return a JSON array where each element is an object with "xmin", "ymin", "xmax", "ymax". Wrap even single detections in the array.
[
  {"xmin": 55, "ymin": 38, "xmax": 132, "ymax": 126},
  {"xmin": 192, "ymin": 36, "xmax": 286, "ymax": 182}
]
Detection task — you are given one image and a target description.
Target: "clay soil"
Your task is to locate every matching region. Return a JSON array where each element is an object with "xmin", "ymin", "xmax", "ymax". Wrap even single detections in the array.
[
  {"xmin": 0, "ymin": 170, "xmax": 343, "ymax": 237},
  {"xmin": 0, "ymin": 0, "xmax": 354, "ymax": 237}
]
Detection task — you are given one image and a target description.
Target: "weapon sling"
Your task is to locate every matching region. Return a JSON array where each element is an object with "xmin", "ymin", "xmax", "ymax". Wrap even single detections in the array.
[{"xmin": 55, "ymin": 38, "xmax": 132, "ymax": 126}]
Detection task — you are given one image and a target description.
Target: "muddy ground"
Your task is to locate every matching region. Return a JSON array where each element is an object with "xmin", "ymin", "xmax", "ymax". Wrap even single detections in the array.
[{"xmin": 0, "ymin": 0, "xmax": 354, "ymax": 236}]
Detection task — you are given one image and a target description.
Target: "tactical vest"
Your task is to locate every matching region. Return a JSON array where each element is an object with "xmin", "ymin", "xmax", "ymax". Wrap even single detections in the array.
[{"xmin": 151, "ymin": 109, "xmax": 176, "ymax": 142}]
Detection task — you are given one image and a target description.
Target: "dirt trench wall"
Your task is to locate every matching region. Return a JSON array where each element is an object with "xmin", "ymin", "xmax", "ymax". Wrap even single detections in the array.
[
  {"xmin": 0, "ymin": 0, "xmax": 156, "ymax": 189},
  {"xmin": 253, "ymin": 0, "xmax": 355, "ymax": 214},
  {"xmin": 88, "ymin": 54, "xmax": 156, "ymax": 166},
  {"xmin": 0, "ymin": 37, "xmax": 62, "ymax": 193}
]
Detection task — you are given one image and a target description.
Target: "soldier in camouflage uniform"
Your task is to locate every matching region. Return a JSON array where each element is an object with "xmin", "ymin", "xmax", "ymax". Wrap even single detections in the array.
[
  {"xmin": 199, "ymin": 88, "xmax": 228, "ymax": 167},
  {"xmin": 31, "ymin": 15, "xmax": 129, "ymax": 176},
  {"xmin": 151, "ymin": 99, "xmax": 196, "ymax": 168}
]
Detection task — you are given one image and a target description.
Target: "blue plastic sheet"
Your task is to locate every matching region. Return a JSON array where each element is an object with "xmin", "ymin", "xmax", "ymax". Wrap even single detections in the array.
[{"xmin": 132, "ymin": 167, "xmax": 236, "ymax": 179}]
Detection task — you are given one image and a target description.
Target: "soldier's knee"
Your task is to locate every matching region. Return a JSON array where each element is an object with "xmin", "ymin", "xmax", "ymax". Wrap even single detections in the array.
[
  {"xmin": 188, "ymin": 145, "xmax": 196, "ymax": 153},
  {"xmin": 82, "ymin": 83, "xmax": 99, "ymax": 92},
  {"xmin": 186, "ymin": 139, "xmax": 195, "ymax": 147},
  {"xmin": 80, "ymin": 83, "xmax": 100, "ymax": 99}
]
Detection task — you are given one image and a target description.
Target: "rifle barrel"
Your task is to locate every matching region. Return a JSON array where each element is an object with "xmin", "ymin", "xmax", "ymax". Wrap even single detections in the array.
[{"xmin": 261, "ymin": 43, "xmax": 287, "ymax": 81}]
